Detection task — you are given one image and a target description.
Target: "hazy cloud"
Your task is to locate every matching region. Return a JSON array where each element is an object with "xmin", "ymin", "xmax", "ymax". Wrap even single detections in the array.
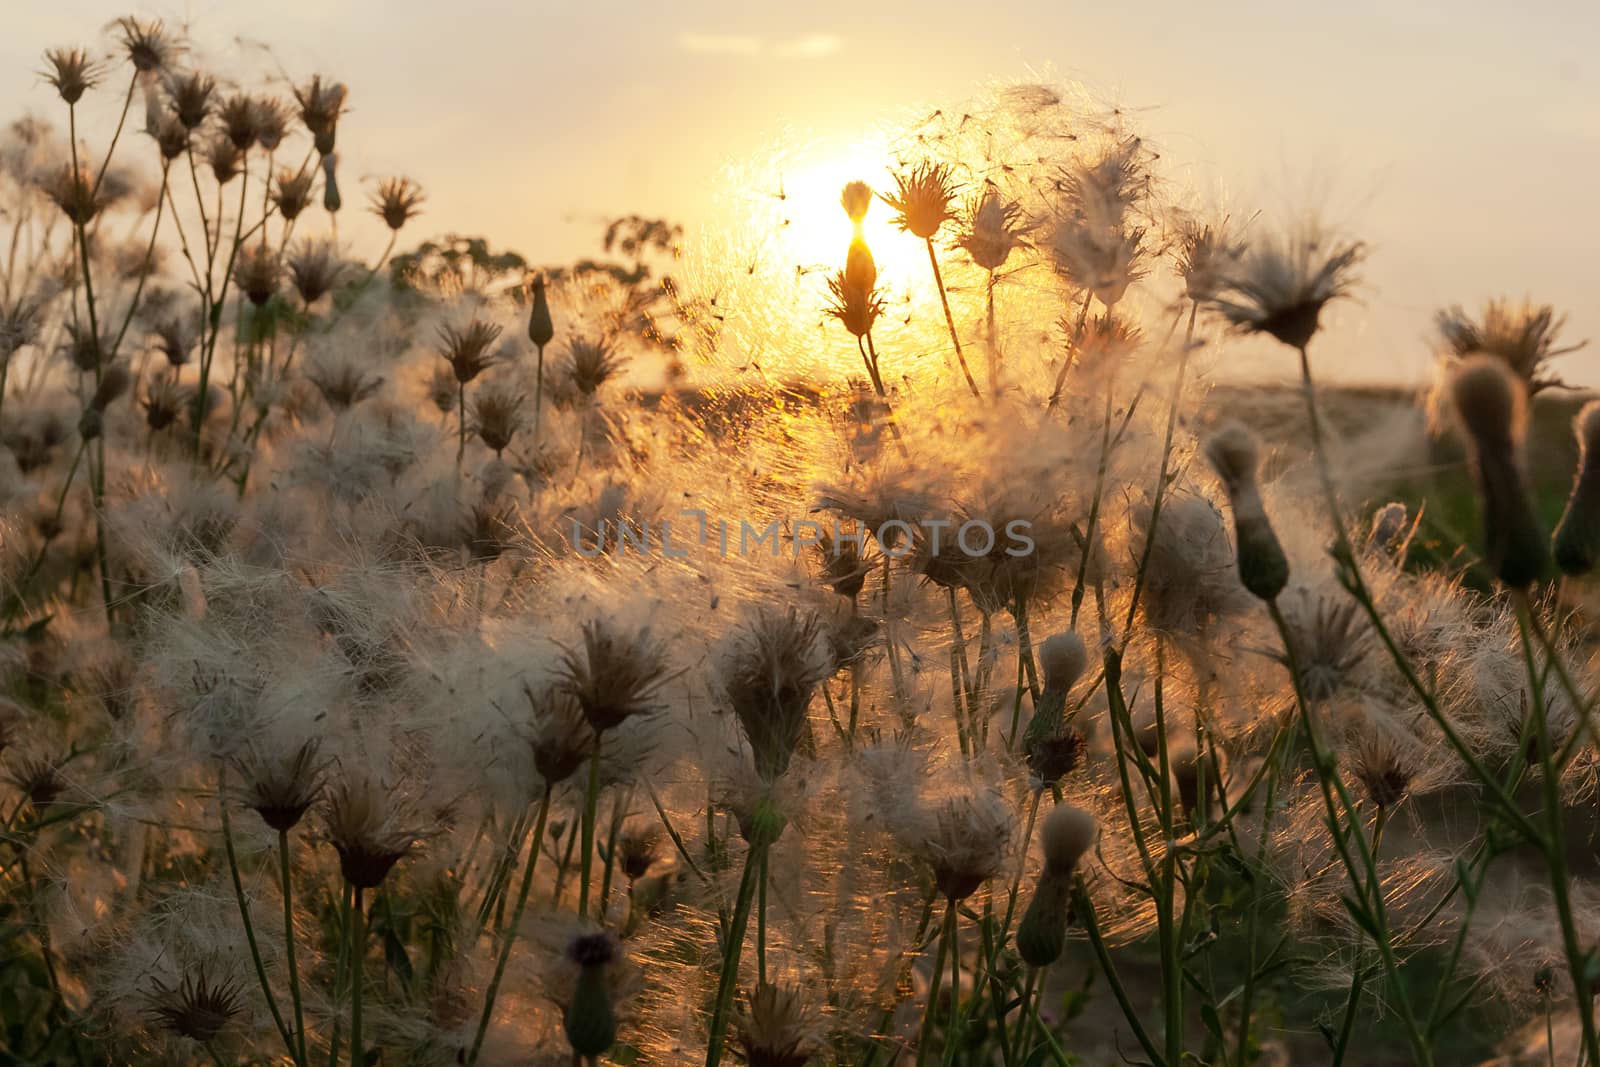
[{"xmin": 676, "ymin": 31, "xmax": 840, "ymax": 59}]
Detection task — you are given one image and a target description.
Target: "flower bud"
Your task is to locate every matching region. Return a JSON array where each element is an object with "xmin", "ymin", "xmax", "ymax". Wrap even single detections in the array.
[
  {"xmin": 528, "ymin": 273, "xmax": 555, "ymax": 349},
  {"xmin": 1016, "ymin": 804, "xmax": 1095, "ymax": 967},
  {"xmin": 563, "ymin": 933, "xmax": 619, "ymax": 1058},
  {"xmin": 1450, "ymin": 355, "xmax": 1547, "ymax": 586},
  {"xmin": 840, "ymin": 180, "xmax": 872, "ymax": 224},
  {"xmin": 1037, "ymin": 631, "xmax": 1087, "ymax": 696},
  {"xmin": 1204, "ymin": 423, "xmax": 1289, "ymax": 601},
  {"xmin": 1553, "ymin": 401, "xmax": 1600, "ymax": 576}
]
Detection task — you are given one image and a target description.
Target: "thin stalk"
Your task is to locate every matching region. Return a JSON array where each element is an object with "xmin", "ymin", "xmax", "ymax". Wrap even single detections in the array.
[
  {"xmin": 349, "ymin": 885, "xmax": 365, "ymax": 1067},
  {"xmin": 217, "ymin": 770, "xmax": 297, "ymax": 1062},
  {"xmin": 467, "ymin": 785, "xmax": 552, "ymax": 1066},
  {"xmin": 279, "ymin": 829, "xmax": 308, "ymax": 1067},
  {"xmin": 704, "ymin": 838, "xmax": 768, "ymax": 1067},
  {"xmin": 578, "ymin": 737, "xmax": 602, "ymax": 919},
  {"xmin": 757, "ymin": 846, "xmax": 770, "ymax": 983},
  {"xmin": 533, "ymin": 343, "xmax": 546, "ymax": 444},
  {"xmin": 924, "ymin": 239, "xmax": 979, "ymax": 398},
  {"xmin": 916, "ymin": 900, "xmax": 956, "ymax": 1067},
  {"xmin": 1046, "ymin": 290, "xmax": 1093, "ymax": 409}
]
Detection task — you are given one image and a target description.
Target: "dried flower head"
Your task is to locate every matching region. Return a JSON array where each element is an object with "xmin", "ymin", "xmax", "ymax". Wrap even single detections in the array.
[
  {"xmin": 234, "ymin": 739, "xmax": 325, "ymax": 832},
  {"xmin": 217, "ymin": 93, "xmax": 260, "ymax": 151},
  {"xmin": 1272, "ymin": 590, "xmax": 1371, "ymax": 703},
  {"xmin": 1203, "ymin": 221, "xmax": 1364, "ymax": 349},
  {"xmin": 115, "ymin": 17, "xmax": 177, "ymax": 74},
  {"xmin": 41, "ymin": 48, "xmax": 102, "ymax": 105},
  {"xmin": 288, "ymin": 239, "xmax": 344, "ymax": 304},
  {"xmin": 1174, "ymin": 215, "xmax": 1246, "ymax": 304},
  {"xmin": 562, "ymin": 336, "xmax": 625, "ymax": 398},
  {"xmin": 718, "ymin": 606, "xmax": 832, "ymax": 782},
  {"xmin": 738, "ymin": 981, "xmax": 826, "ymax": 1067},
  {"xmin": 840, "ymin": 180, "xmax": 873, "ymax": 224},
  {"xmin": 252, "ymin": 97, "xmax": 288, "ymax": 151},
  {"xmin": 958, "ymin": 181, "xmax": 1027, "ymax": 272},
  {"xmin": 920, "ymin": 790, "xmax": 1012, "ymax": 902},
  {"xmin": 527, "ymin": 684, "xmax": 592, "ymax": 785},
  {"xmin": 144, "ymin": 969, "xmax": 243, "ymax": 1042},
  {"xmin": 617, "ymin": 822, "xmax": 662, "ymax": 881},
  {"xmin": 204, "ymin": 135, "xmax": 242, "ymax": 185},
  {"xmin": 322, "ymin": 774, "xmax": 426, "ymax": 888},
  {"xmin": 150, "ymin": 317, "xmax": 195, "ymax": 367},
  {"xmin": 824, "ymin": 251, "xmax": 885, "ymax": 341},
  {"xmin": 370, "ymin": 176, "xmax": 424, "ymax": 231},
  {"xmin": 5, "ymin": 751, "xmax": 68, "ymax": 810},
  {"xmin": 1553, "ymin": 402, "xmax": 1600, "ymax": 576},
  {"xmin": 814, "ymin": 524, "xmax": 871, "ymax": 600},
  {"xmin": 1204, "ymin": 422, "xmax": 1289, "ymax": 601},
  {"xmin": 152, "ymin": 111, "xmax": 189, "ymax": 161},
  {"xmin": 165, "ymin": 70, "xmax": 216, "ymax": 131},
  {"xmin": 557, "ymin": 619, "xmax": 672, "ymax": 734},
  {"xmin": 437, "ymin": 319, "xmax": 503, "ymax": 385},
  {"xmin": 881, "ymin": 160, "xmax": 958, "ymax": 240},
  {"xmin": 295, "ymin": 74, "xmax": 347, "ymax": 155},
  {"xmin": 306, "ymin": 352, "xmax": 383, "ymax": 411},
  {"xmin": 1450, "ymin": 355, "xmax": 1548, "ymax": 587},
  {"xmin": 141, "ymin": 375, "xmax": 188, "ymax": 431},
  {"xmin": 1436, "ymin": 299, "xmax": 1584, "ymax": 394},
  {"xmin": 232, "ymin": 244, "xmax": 279, "ymax": 307},
  {"xmin": 1048, "ymin": 137, "xmax": 1150, "ymax": 307},
  {"xmin": 43, "ymin": 163, "xmax": 102, "ymax": 226},
  {"xmin": 471, "ymin": 380, "xmax": 525, "ymax": 456},
  {"xmin": 272, "ymin": 167, "xmax": 315, "ymax": 222}
]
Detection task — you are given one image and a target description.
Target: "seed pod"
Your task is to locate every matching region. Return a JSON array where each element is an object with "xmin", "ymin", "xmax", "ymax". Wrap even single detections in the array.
[
  {"xmin": 1451, "ymin": 355, "xmax": 1547, "ymax": 586},
  {"xmin": 1016, "ymin": 804, "xmax": 1096, "ymax": 967},
  {"xmin": 1025, "ymin": 631, "xmax": 1088, "ymax": 785},
  {"xmin": 1204, "ymin": 423, "xmax": 1289, "ymax": 601},
  {"xmin": 321, "ymin": 153, "xmax": 341, "ymax": 215},
  {"xmin": 1553, "ymin": 402, "xmax": 1600, "ymax": 575}
]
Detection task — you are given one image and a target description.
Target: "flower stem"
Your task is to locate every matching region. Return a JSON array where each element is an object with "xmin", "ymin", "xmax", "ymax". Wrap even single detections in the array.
[
  {"xmin": 467, "ymin": 786, "xmax": 552, "ymax": 1066},
  {"xmin": 349, "ymin": 885, "xmax": 365, "ymax": 1067},
  {"xmin": 704, "ymin": 837, "xmax": 768, "ymax": 1067},
  {"xmin": 278, "ymin": 829, "xmax": 308, "ymax": 1067},
  {"xmin": 217, "ymin": 768, "xmax": 296, "ymax": 1063},
  {"xmin": 924, "ymin": 239, "xmax": 980, "ymax": 398},
  {"xmin": 578, "ymin": 737, "xmax": 602, "ymax": 919}
]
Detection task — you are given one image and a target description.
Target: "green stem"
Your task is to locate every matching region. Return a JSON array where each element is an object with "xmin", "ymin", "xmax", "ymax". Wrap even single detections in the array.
[
  {"xmin": 467, "ymin": 786, "xmax": 552, "ymax": 1066},
  {"xmin": 279, "ymin": 829, "xmax": 308, "ymax": 1067},
  {"xmin": 916, "ymin": 900, "xmax": 956, "ymax": 1067},
  {"xmin": 218, "ymin": 769, "xmax": 297, "ymax": 1062},
  {"xmin": 350, "ymin": 885, "xmax": 365, "ymax": 1067},
  {"xmin": 704, "ymin": 838, "xmax": 768, "ymax": 1067},
  {"xmin": 578, "ymin": 737, "xmax": 602, "ymax": 919}
]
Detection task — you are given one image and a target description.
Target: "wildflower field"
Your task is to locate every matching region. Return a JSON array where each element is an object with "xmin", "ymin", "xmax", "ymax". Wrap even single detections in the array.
[{"xmin": 4, "ymin": 15, "xmax": 1600, "ymax": 1067}]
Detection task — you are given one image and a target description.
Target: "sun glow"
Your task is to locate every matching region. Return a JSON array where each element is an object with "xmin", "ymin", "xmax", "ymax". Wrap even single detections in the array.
[{"xmin": 769, "ymin": 144, "xmax": 929, "ymax": 298}]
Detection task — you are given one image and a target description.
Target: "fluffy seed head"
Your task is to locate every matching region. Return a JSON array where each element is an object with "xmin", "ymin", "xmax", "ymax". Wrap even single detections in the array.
[
  {"xmin": 562, "ymin": 336, "xmax": 625, "ymax": 398},
  {"xmin": 556, "ymin": 619, "xmax": 671, "ymax": 734},
  {"xmin": 1450, "ymin": 355, "xmax": 1524, "ymax": 447},
  {"xmin": 1039, "ymin": 802, "xmax": 1096, "ymax": 877},
  {"xmin": 958, "ymin": 182, "xmax": 1027, "ymax": 271},
  {"xmin": 1436, "ymin": 299, "xmax": 1583, "ymax": 393},
  {"xmin": 1037, "ymin": 631, "xmax": 1087, "ymax": 695},
  {"xmin": 1204, "ymin": 422, "xmax": 1261, "ymax": 495},
  {"xmin": 217, "ymin": 93, "xmax": 260, "ymax": 151},
  {"xmin": 322, "ymin": 774, "xmax": 425, "ymax": 888},
  {"xmin": 718, "ymin": 606, "xmax": 832, "ymax": 782},
  {"xmin": 115, "ymin": 17, "xmax": 177, "ymax": 74},
  {"xmin": 295, "ymin": 74, "xmax": 347, "ymax": 155},
  {"xmin": 921, "ymin": 790, "xmax": 1012, "ymax": 902},
  {"xmin": 288, "ymin": 239, "xmax": 344, "ymax": 304},
  {"xmin": 471, "ymin": 380, "xmax": 524, "ymax": 456},
  {"xmin": 738, "ymin": 981, "xmax": 826, "ymax": 1067},
  {"xmin": 1203, "ymin": 222, "xmax": 1363, "ymax": 349},
  {"xmin": 232, "ymin": 244, "xmax": 279, "ymax": 307},
  {"xmin": 840, "ymin": 180, "xmax": 872, "ymax": 223},
  {"xmin": 165, "ymin": 70, "xmax": 216, "ymax": 131},
  {"xmin": 1451, "ymin": 355, "xmax": 1548, "ymax": 586},
  {"xmin": 234, "ymin": 739, "xmax": 325, "ymax": 832}
]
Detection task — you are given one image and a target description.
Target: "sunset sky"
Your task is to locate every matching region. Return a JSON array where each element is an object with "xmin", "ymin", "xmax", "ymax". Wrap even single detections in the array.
[{"xmin": 5, "ymin": 0, "xmax": 1597, "ymax": 383}]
